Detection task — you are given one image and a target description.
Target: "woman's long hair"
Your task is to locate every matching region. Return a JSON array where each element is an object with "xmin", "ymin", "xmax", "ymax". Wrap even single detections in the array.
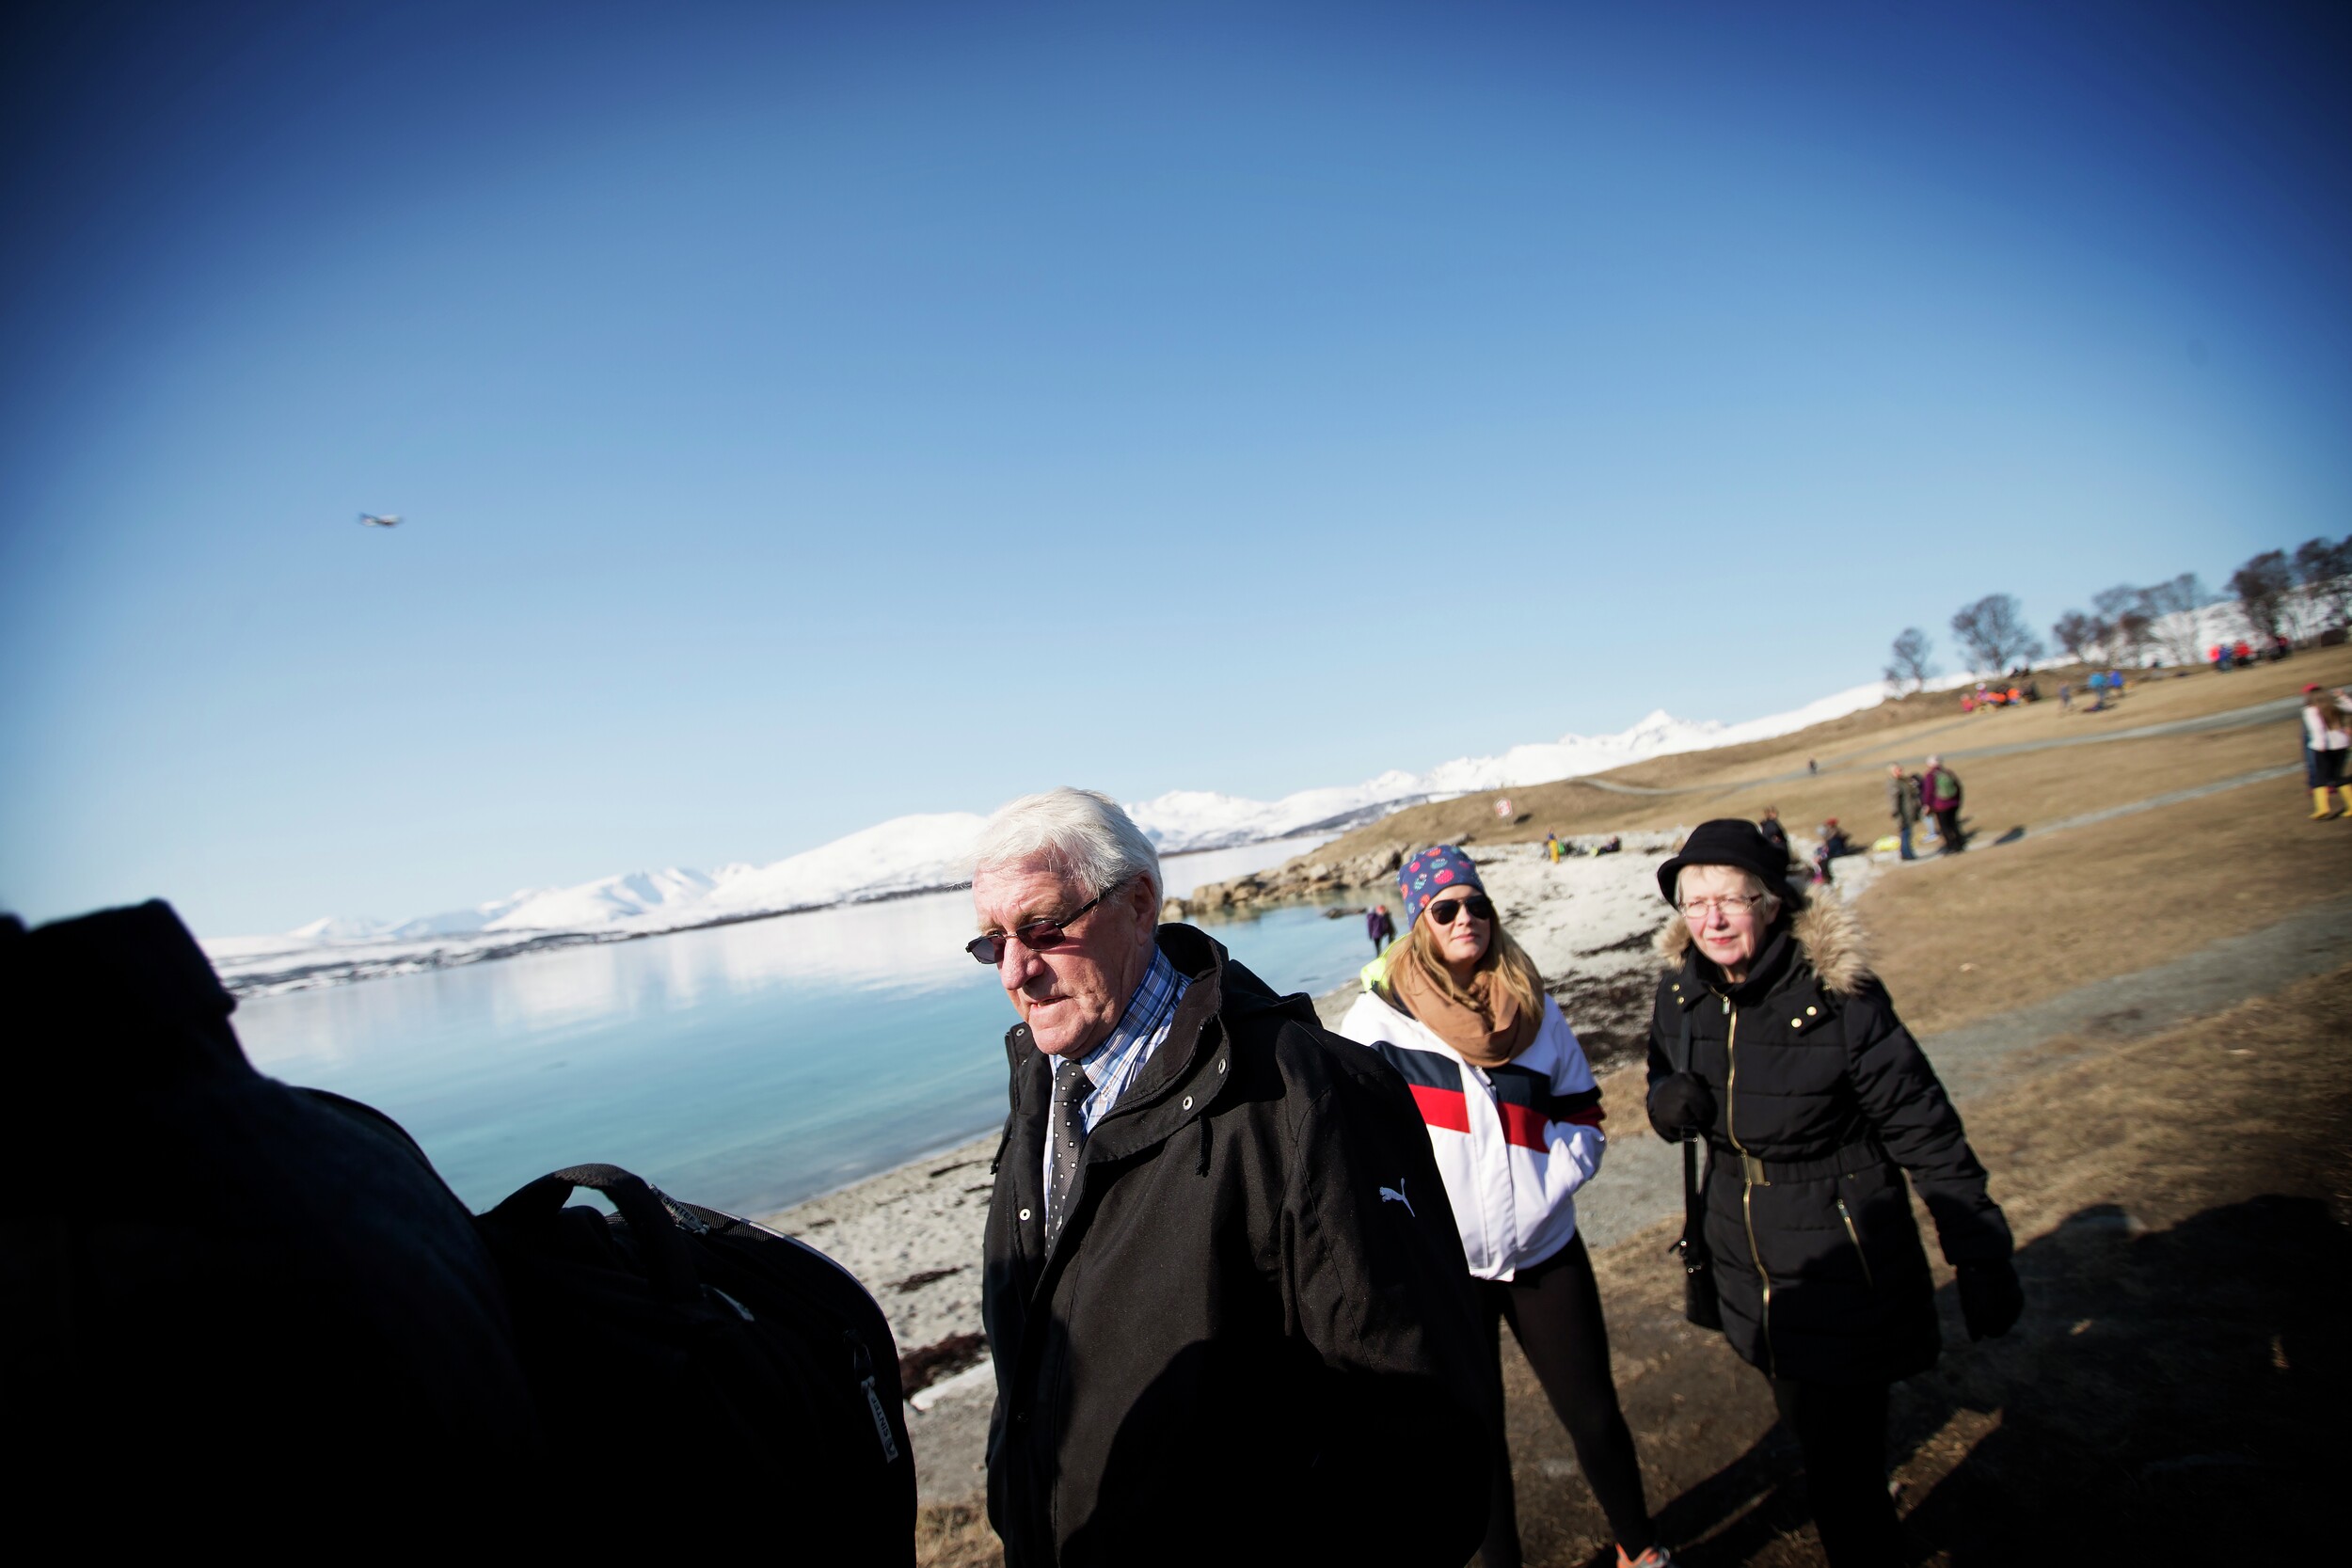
[
  {"xmin": 1389, "ymin": 898, "xmax": 1548, "ymax": 1021},
  {"xmin": 2310, "ymin": 688, "xmax": 2346, "ymax": 736}
]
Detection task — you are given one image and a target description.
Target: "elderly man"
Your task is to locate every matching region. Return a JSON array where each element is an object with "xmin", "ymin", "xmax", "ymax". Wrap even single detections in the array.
[{"xmin": 969, "ymin": 788, "xmax": 1494, "ymax": 1568}]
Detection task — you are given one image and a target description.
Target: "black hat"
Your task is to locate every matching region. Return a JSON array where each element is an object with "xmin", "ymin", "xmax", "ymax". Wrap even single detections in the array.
[{"xmin": 1655, "ymin": 818, "xmax": 1803, "ymax": 906}]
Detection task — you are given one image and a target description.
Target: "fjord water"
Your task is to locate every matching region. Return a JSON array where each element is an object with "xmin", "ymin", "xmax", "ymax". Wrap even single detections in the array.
[{"xmin": 231, "ymin": 842, "xmax": 1373, "ymax": 1214}]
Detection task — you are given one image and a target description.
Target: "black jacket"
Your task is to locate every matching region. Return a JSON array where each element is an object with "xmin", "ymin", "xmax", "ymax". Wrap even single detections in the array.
[
  {"xmin": 1645, "ymin": 899, "xmax": 2011, "ymax": 1386},
  {"xmin": 982, "ymin": 925, "xmax": 1496, "ymax": 1567}
]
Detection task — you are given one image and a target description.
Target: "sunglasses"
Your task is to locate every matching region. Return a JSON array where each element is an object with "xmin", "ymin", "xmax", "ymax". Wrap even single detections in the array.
[
  {"xmin": 1426, "ymin": 895, "xmax": 1495, "ymax": 926},
  {"xmin": 966, "ymin": 888, "xmax": 1107, "ymax": 965}
]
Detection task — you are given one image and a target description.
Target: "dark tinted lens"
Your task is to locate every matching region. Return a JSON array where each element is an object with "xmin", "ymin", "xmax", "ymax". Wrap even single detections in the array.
[
  {"xmin": 1014, "ymin": 918, "xmax": 1069, "ymax": 949},
  {"xmin": 1429, "ymin": 896, "xmax": 1495, "ymax": 925},
  {"xmin": 965, "ymin": 935, "xmax": 1004, "ymax": 964}
]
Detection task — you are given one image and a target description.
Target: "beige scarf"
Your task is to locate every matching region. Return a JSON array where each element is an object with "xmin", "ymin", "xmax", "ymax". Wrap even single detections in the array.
[{"xmin": 1391, "ymin": 956, "xmax": 1539, "ymax": 1069}]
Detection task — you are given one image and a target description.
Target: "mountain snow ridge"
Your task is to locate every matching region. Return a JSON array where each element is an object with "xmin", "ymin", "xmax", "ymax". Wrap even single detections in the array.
[{"xmin": 207, "ymin": 678, "xmax": 1899, "ymax": 958}]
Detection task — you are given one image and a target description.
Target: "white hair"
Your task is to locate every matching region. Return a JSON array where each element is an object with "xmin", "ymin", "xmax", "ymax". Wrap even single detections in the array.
[
  {"xmin": 972, "ymin": 787, "xmax": 1162, "ymax": 904},
  {"xmin": 1673, "ymin": 864, "xmax": 1783, "ymax": 924}
]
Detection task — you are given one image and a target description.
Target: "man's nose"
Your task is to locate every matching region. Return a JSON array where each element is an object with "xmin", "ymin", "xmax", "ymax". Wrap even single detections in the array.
[{"xmin": 996, "ymin": 940, "xmax": 1046, "ymax": 990}]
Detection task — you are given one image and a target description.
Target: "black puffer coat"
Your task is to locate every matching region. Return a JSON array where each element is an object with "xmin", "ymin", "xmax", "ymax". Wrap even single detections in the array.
[
  {"xmin": 983, "ymin": 925, "xmax": 1496, "ymax": 1568},
  {"xmin": 1645, "ymin": 899, "xmax": 2011, "ymax": 1385}
]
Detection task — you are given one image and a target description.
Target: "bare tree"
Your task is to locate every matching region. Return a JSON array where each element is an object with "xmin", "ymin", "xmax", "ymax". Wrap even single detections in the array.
[
  {"xmin": 1884, "ymin": 626, "xmax": 1934, "ymax": 694},
  {"xmin": 2090, "ymin": 584, "xmax": 2150, "ymax": 664},
  {"xmin": 2050, "ymin": 610, "xmax": 2100, "ymax": 663},
  {"xmin": 2229, "ymin": 550, "xmax": 2294, "ymax": 643},
  {"xmin": 1949, "ymin": 594, "xmax": 2044, "ymax": 673},
  {"xmin": 2138, "ymin": 573, "xmax": 2209, "ymax": 666},
  {"xmin": 2294, "ymin": 536, "xmax": 2351, "ymax": 628}
]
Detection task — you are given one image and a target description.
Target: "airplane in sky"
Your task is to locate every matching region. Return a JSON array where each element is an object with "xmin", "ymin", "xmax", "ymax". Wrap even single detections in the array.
[{"xmin": 358, "ymin": 513, "xmax": 402, "ymax": 528}]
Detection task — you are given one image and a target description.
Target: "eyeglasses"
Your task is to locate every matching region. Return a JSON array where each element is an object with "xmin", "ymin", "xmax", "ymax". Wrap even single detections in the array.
[
  {"xmin": 966, "ymin": 888, "xmax": 1108, "ymax": 965},
  {"xmin": 1677, "ymin": 895, "xmax": 1765, "ymax": 919},
  {"xmin": 1426, "ymin": 895, "xmax": 1495, "ymax": 926}
]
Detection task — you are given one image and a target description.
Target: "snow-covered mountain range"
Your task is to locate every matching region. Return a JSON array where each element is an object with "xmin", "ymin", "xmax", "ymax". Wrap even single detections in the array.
[{"xmin": 201, "ymin": 676, "xmax": 1902, "ymax": 989}]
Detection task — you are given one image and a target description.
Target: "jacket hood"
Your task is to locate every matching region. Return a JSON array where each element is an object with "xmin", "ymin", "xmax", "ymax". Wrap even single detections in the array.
[{"xmin": 1653, "ymin": 892, "xmax": 1871, "ymax": 997}]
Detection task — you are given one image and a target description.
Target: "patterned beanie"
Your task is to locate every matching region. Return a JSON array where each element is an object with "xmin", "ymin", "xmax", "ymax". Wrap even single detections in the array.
[{"xmin": 1397, "ymin": 845, "xmax": 1486, "ymax": 926}]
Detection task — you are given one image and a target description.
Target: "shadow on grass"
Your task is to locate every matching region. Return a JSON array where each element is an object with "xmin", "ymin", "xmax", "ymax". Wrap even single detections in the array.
[{"xmin": 1655, "ymin": 1195, "xmax": 2349, "ymax": 1564}]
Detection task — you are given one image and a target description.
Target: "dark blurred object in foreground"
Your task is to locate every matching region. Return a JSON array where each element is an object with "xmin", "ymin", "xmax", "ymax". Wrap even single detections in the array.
[{"xmin": 0, "ymin": 901, "xmax": 541, "ymax": 1503}]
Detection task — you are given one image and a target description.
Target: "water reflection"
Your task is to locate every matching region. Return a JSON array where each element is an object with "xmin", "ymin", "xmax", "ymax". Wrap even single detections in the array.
[{"xmin": 230, "ymin": 837, "xmax": 1366, "ymax": 1215}]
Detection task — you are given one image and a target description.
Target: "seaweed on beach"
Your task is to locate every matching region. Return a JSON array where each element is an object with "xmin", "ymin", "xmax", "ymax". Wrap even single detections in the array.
[
  {"xmin": 1549, "ymin": 967, "xmax": 1660, "ymax": 1076},
  {"xmin": 900, "ymin": 1331, "xmax": 989, "ymax": 1397}
]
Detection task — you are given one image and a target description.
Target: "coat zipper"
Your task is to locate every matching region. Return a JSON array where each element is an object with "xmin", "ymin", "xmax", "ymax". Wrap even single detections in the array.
[
  {"xmin": 1724, "ymin": 1001, "xmax": 1773, "ymax": 1375},
  {"xmin": 1836, "ymin": 1195, "xmax": 1876, "ymax": 1290}
]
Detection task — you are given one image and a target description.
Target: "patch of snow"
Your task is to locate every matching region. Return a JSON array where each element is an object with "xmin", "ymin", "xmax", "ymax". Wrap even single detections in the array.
[{"xmin": 196, "ymin": 673, "xmax": 1981, "ymax": 992}]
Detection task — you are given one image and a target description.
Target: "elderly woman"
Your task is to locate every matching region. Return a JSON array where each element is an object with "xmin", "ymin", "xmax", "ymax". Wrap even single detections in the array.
[
  {"xmin": 1339, "ymin": 846, "xmax": 1671, "ymax": 1568},
  {"xmin": 1645, "ymin": 820, "xmax": 2020, "ymax": 1567}
]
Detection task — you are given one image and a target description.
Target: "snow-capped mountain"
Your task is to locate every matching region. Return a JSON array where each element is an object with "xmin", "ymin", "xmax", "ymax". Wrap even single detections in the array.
[{"xmin": 202, "ymin": 676, "xmax": 1901, "ymax": 980}]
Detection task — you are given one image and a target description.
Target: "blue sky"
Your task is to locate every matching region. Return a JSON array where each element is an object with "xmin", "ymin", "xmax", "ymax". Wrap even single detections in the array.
[{"xmin": 4, "ymin": 0, "xmax": 2347, "ymax": 934}]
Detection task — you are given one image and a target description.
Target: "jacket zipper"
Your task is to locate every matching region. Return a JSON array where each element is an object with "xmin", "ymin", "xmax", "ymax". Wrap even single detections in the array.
[
  {"xmin": 1724, "ymin": 1001, "xmax": 1773, "ymax": 1375},
  {"xmin": 1836, "ymin": 1195, "xmax": 1876, "ymax": 1289}
]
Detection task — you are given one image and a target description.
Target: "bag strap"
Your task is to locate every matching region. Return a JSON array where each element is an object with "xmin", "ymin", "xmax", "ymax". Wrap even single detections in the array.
[{"xmin": 485, "ymin": 1164, "xmax": 705, "ymax": 1305}]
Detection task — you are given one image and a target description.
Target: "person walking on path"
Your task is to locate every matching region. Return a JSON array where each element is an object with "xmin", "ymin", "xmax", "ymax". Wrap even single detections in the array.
[
  {"xmin": 1644, "ymin": 822, "xmax": 2021, "ymax": 1567},
  {"xmin": 1336, "ymin": 845, "xmax": 1674, "ymax": 1568},
  {"xmin": 1886, "ymin": 765, "xmax": 1923, "ymax": 862},
  {"xmin": 1366, "ymin": 901, "xmax": 1397, "ymax": 955},
  {"xmin": 1922, "ymin": 756, "xmax": 1964, "ymax": 853},
  {"xmin": 971, "ymin": 789, "xmax": 1495, "ymax": 1568},
  {"xmin": 2300, "ymin": 683, "xmax": 2352, "ymax": 819}
]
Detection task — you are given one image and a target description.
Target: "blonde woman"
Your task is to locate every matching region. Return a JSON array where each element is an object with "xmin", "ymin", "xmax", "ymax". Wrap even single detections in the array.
[{"xmin": 1338, "ymin": 845, "xmax": 1670, "ymax": 1568}]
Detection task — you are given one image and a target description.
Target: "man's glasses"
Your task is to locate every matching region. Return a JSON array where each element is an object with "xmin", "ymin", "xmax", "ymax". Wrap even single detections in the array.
[
  {"xmin": 1678, "ymin": 894, "xmax": 1765, "ymax": 919},
  {"xmin": 966, "ymin": 889, "xmax": 1107, "ymax": 965},
  {"xmin": 1427, "ymin": 895, "xmax": 1495, "ymax": 926}
]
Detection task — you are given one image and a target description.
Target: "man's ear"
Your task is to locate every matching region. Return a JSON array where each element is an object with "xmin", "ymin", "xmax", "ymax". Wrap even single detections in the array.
[{"xmin": 1129, "ymin": 874, "xmax": 1164, "ymax": 927}]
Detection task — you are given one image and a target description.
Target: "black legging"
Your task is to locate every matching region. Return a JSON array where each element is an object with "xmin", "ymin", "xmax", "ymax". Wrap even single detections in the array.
[
  {"xmin": 1476, "ymin": 1233, "xmax": 1656, "ymax": 1564},
  {"xmin": 1770, "ymin": 1376, "xmax": 1899, "ymax": 1567}
]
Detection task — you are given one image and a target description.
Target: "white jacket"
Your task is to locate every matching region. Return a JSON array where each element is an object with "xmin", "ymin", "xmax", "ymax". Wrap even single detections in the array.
[
  {"xmin": 2305, "ymin": 699, "xmax": 2350, "ymax": 752},
  {"xmin": 1336, "ymin": 987, "xmax": 1606, "ymax": 1280}
]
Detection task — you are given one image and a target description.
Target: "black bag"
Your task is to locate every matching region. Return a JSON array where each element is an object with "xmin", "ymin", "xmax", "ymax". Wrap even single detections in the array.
[
  {"xmin": 1668, "ymin": 1009, "xmax": 1723, "ymax": 1330},
  {"xmin": 0, "ymin": 902, "xmax": 543, "ymax": 1504},
  {"xmin": 476, "ymin": 1164, "xmax": 916, "ymax": 1562}
]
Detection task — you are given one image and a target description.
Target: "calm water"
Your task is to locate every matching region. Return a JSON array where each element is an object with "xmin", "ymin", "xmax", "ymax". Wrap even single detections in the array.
[{"xmin": 232, "ymin": 841, "xmax": 1379, "ymax": 1215}]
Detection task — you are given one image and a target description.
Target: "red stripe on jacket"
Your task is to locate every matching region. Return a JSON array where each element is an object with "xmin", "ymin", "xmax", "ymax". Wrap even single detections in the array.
[{"xmin": 1408, "ymin": 1084, "xmax": 1470, "ymax": 1133}]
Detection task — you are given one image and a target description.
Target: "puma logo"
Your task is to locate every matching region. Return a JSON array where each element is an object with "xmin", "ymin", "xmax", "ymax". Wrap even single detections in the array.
[{"xmin": 1378, "ymin": 1179, "xmax": 1415, "ymax": 1217}]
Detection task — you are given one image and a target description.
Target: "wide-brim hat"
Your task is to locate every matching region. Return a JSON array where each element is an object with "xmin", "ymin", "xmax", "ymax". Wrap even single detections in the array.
[{"xmin": 1655, "ymin": 818, "xmax": 1804, "ymax": 907}]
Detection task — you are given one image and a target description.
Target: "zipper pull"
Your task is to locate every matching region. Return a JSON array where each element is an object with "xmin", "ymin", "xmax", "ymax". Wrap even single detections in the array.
[{"xmin": 845, "ymin": 1331, "xmax": 903, "ymax": 1464}]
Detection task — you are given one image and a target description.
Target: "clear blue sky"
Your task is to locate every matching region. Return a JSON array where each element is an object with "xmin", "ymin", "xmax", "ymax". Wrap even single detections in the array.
[{"xmin": 4, "ymin": 0, "xmax": 2347, "ymax": 934}]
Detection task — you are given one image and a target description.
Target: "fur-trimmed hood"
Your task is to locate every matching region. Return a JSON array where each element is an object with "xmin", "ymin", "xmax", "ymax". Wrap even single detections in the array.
[{"xmin": 1653, "ymin": 892, "xmax": 1871, "ymax": 997}]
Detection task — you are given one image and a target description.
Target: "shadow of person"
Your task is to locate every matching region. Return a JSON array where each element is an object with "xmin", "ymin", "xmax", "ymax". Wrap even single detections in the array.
[{"xmin": 1652, "ymin": 1196, "xmax": 2349, "ymax": 1564}]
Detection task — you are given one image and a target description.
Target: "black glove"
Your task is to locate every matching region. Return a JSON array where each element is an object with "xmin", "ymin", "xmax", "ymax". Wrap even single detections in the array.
[
  {"xmin": 1957, "ymin": 1258, "xmax": 2024, "ymax": 1341},
  {"xmin": 1646, "ymin": 1072, "xmax": 1716, "ymax": 1142}
]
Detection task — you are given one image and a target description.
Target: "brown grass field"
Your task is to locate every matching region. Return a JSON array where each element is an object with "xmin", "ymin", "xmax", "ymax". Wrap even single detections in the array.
[{"xmin": 916, "ymin": 651, "xmax": 2352, "ymax": 1564}]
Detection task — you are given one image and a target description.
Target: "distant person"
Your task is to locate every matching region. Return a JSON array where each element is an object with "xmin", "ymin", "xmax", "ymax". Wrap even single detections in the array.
[
  {"xmin": 1645, "ymin": 822, "xmax": 2020, "ymax": 1568},
  {"xmin": 1923, "ymin": 755, "xmax": 1964, "ymax": 853},
  {"xmin": 2301, "ymin": 684, "xmax": 2351, "ymax": 820},
  {"xmin": 1543, "ymin": 831, "xmax": 1564, "ymax": 864},
  {"xmin": 1336, "ymin": 847, "xmax": 1674, "ymax": 1568},
  {"xmin": 2058, "ymin": 682, "xmax": 2072, "ymax": 712},
  {"xmin": 969, "ymin": 788, "xmax": 1494, "ymax": 1566},
  {"xmin": 1757, "ymin": 806, "xmax": 1790, "ymax": 862},
  {"xmin": 1807, "ymin": 757, "xmax": 1818, "ymax": 775},
  {"xmin": 1887, "ymin": 764, "xmax": 1923, "ymax": 862},
  {"xmin": 1595, "ymin": 833, "xmax": 1622, "ymax": 856},
  {"xmin": 1366, "ymin": 901, "xmax": 1397, "ymax": 955}
]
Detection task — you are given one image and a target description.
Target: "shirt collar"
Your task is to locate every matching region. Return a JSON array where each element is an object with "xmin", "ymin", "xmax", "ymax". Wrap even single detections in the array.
[{"xmin": 1072, "ymin": 945, "xmax": 1185, "ymax": 1084}]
